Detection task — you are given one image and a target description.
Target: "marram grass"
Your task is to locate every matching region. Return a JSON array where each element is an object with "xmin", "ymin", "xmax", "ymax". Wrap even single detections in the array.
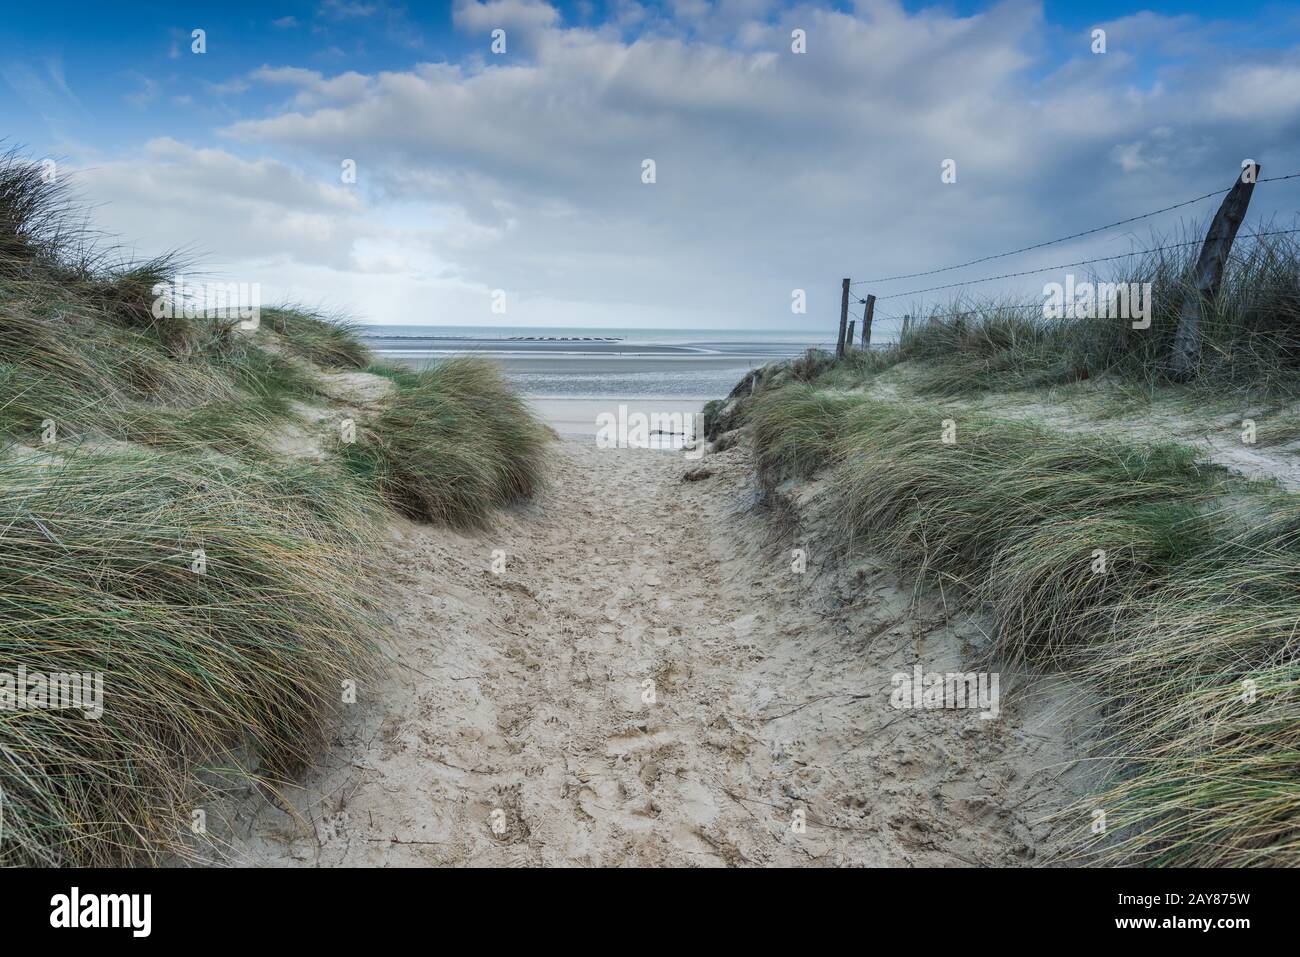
[
  {"xmin": 0, "ymin": 150, "xmax": 548, "ymax": 864},
  {"xmin": 0, "ymin": 447, "xmax": 383, "ymax": 865},
  {"xmin": 342, "ymin": 356, "xmax": 548, "ymax": 527},
  {"xmin": 750, "ymin": 383, "xmax": 1300, "ymax": 866},
  {"xmin": 1072, "ymin": 542, "xmax": 1300, "ymax": 866},
  {"xmin": 806, "ymin": 228, "xmax": 1300, "ymax": 401}
]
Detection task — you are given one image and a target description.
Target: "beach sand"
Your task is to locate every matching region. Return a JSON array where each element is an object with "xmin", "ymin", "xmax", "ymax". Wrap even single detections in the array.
[
  {"xmin": 527, "ymin": 397, "xmax": 705, "ymax": 440},
  {"xmin": 210, "ymin": 437, "xmax": 1090, "ymax": 866}
]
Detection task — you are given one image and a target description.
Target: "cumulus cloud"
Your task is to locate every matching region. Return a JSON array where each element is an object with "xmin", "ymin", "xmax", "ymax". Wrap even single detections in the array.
[
  {"xmin": 67, "ymin": 1, "xmax": 1300, "ymax": 328},
  {"xmin": 453, "ymin": 0, "xmax": 562, "ymax": 40},
  {"xmin": 74, "ymin": 138, "xmax": 365, "ymax": 270},
  {"xmin": 247, "ymin": 66, "xmax": 374, "ymax": 107}
]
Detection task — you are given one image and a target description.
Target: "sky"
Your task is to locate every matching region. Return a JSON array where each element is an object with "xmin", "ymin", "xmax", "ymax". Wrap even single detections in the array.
[{"xmin": 3, "ymin": 0, "xmax": 1300, "ymax": 329}]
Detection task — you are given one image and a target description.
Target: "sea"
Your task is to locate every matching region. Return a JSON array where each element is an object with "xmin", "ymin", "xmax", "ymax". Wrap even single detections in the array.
[{"xmin": 361, "ymin": 325, "xmax": 833, "ymax": 401}]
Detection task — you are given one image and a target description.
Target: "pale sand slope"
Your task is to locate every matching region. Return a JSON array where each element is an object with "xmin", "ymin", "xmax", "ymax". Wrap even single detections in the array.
[{"xmin": 214, "ymin": 438, "xmax": 1092, "ymax": 867}]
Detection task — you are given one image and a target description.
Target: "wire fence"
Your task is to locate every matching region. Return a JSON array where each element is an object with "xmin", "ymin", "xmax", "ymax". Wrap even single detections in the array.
[{"xmin": 835, "ymin": 165, "xmax": 1300, "ymax": 353}]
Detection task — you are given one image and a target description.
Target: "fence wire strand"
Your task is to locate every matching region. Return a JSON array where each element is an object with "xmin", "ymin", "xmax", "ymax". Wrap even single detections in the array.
[
  {"xmin": 873, "ymin": 228, "xmax": 1300, "ymax": 302},
  {"xmin": 852, "ymin": 169, "xmax": 1300, "ymax": 288},
  {"xmin": 835, "ymin": 169, "xmax": 1300, "ymax": 351}
]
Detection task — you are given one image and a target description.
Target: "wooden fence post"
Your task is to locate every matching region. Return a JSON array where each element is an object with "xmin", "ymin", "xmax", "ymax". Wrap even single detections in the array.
[
  {"xmin": 861, "ymin": 294, "xmax": 875, "ymax": 349},
  {"xmin": 1167, "ymin": 162, "xmax": 1260, "ymax": 377},
  {"xmin": 902, "ymin": 314, "xmax": 912, "ymax": 340},
  {"xmin": 836, "ymin": 278, "xmax": 850, "ymax": 358},
  {"xmin": 846, "ymin": 320, "xmax": 856, "ymax": 348}
]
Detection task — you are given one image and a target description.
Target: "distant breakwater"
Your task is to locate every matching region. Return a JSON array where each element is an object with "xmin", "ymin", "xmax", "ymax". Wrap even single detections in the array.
[{"xmin": 362, "ymin": 334, "xmax": 624, "ymax": 342}]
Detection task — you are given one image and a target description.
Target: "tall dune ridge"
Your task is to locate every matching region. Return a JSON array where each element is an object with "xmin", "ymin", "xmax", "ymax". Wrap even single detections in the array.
[
  {"xmin": 713, "ymin": 230, "xmax": 1300, "ymax": 866},
  {"xmin": 0, "ymin": 151, "xmax": 548, "ymax": 865}
]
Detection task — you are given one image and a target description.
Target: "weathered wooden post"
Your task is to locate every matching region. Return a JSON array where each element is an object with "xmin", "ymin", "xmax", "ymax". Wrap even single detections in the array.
[
  {"xmin": 902, "ymin": 314, "xmax": 912, "ymax": 340},
  {"xmin": 1167, "ymin": 162, "xmax": 1260, "ymax": 377},
  {"xmin": 861, "ymin": 294, "xmax": 876, "ymax": 349},
  {"xmin": 836, "ymin": 278, "xmax": 850, "ymax": 358},
  {"xmin": 846, "ymin": 320, "xmax": 856, "ymax": 348}
]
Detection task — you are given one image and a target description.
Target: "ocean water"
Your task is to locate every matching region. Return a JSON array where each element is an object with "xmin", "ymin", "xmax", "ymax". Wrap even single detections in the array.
[{"xmin": 361, "ymin": 325, "xmax": 832, "ymax": 400}]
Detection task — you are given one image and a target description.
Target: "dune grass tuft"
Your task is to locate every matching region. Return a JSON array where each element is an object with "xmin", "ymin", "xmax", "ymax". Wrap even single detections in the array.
[
  {"xmin": 0, "ymin": 447, "xmax": 383, "ymax": 866},
  {"xmin": 828, "ymin": 399, "xmax": 1222, "ymax": 665},
  {"xmin": 0, "ymin": 147, "xmax": 547, "ymax": 864},
  {"xmin": 749, "ymin": 381, "xmax": 1300, "ymax": 865},
  {"xmin": 342, "ymin": 356, "xmax": 548, "ymax": 527},
  {"xmin": 262, "ymin": 306, "xmax": 371, "ymax": 370},
  {"xmin": 805, "ymin": 229, "xmax": 1300, "ymax": 401},
  {"xmin": 749, "ymin": 383, "xmax": 868, "ymax": 483}
]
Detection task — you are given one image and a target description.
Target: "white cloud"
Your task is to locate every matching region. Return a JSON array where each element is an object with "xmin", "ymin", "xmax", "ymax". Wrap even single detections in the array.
[
  {"xmin": 1203, "ymin": 61, "xmax": 1300, "ymax": 121},
  {"xmin": 248, "ymin": 66, "xmax": 374, "ymax": 107},
  {"xmin": 74, "ymin": 139, "xmax": 365, "ymax": 269},
  {"xmin": 453, "ymin": 0, "xmax": 562, "ymax": 35},
  {"xmin": 65, "ymin": 2, "xmax": 1300, "ymax": 328}
]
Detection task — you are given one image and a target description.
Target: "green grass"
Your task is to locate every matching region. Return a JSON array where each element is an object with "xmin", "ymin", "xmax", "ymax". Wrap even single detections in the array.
[
  {"xmin": 804, "ymin": 229, "xmax": 1300, "ymax": 402},
  {"xmin": 342, "ymin": 356, "xmax": 548, "ymax": 527},
  {"xmin": 1077, "ymin": 550, "xmax": 1300, "ymax": 865},
  {"xmin": 365, "ymin": 359, "xmax": 420, "ymax": 387},
  {"xmin": 749, "ymin": 381, "xmax": 1300, "ymax": 866},
  {"xmin": 750, "ymin": 383, "xmax": 869, "ymax": 482},
  {"xmin": 0, "ymin": 446, "xmax": 383, "ymax": 865},
  {"xmin": 262, "ymin": 306, "xmax": 370, "ymax": 370},
  {"xmin": 830, "ymin": 401, "xmax": 1222, "ymax": 664},
  {"xmin": 0, "ymin": 148, "xmax": 548, "ymax": 864}
]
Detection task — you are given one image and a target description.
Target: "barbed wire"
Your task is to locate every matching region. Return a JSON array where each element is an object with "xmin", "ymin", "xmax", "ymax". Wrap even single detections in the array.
[
  {"xmin": 872, "ymin": 228, "xmax": 1300, "ymax": 302},
  {"xmin": 851, "ymin": 168, "xmax": 1300, "ymax": 288},
  {"xmin": 879, "ymin": 303, "xmax": 1043, "ymax": 323}
]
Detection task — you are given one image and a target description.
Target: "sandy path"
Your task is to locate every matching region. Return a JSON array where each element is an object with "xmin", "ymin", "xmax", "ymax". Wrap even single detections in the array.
[{"xmin": 216, "ymin": 438, "xmax": 1088, "ymax": 866}]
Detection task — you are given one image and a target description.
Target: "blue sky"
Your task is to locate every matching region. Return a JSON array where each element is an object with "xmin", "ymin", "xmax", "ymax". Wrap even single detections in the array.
[
  {"xmin": 3, "ymin": 0, "xmax": 1299, "ymax": 329},
  {"xmin": 10, "ymin": 1, "xmax": 1297, "ymax": 147}
]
